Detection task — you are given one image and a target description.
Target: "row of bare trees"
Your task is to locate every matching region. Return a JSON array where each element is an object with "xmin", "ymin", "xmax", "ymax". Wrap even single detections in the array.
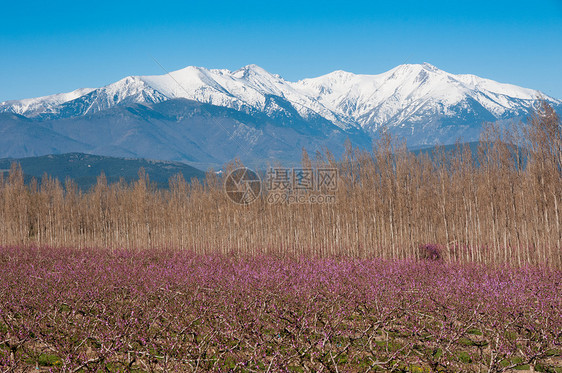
[{"xmin": 0, "ymin": 102, "xmax": 560, "ymax": 267}]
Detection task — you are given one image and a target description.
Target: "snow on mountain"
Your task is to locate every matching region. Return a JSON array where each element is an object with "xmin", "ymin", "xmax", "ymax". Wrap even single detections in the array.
[
  {"xmin": 0, "ymin": 63, "xmax": 559, "ymax": 151},
  {"xmin": 139, "ymin": 64, "xmax": 344, "ymax": 126},
  {"xmin": 293, "ymin": 62, "xmax": 557, "ymax": 132},
  {"xmin": 32, "ymin": 76, "xmax": 170, "ymax": 120},
  {"xmin": 0, "ymin": 88, "xmax": 95, "ymax": 116}
]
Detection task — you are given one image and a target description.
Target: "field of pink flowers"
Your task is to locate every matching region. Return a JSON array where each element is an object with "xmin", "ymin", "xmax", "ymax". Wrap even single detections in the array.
[{"xmin": 0, "ymin": 246, "xmax": 561, "ymax": 372}]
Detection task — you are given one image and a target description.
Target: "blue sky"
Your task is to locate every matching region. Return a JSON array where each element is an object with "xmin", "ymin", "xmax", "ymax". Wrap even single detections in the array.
[{"xmin": 1, "ymin": 0, "xmax": 561, "ymax": 101}]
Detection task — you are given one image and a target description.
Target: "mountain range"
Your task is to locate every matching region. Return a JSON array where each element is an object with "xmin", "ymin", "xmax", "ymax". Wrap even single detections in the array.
[{"xmin": 1, "ymin": 63, "xmax": 559, "ymax": 168}]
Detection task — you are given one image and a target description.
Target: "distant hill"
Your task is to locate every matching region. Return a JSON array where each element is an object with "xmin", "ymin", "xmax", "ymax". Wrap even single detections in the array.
[{"xmin": 0, "ymin": 153, "xmax": 206, "ymax": 190}]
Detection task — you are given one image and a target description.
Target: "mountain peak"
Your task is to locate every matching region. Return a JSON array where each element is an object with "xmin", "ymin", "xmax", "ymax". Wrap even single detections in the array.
[
  {"xmin": 300, "ymin": 69, "xmax": 355, "ymax": 84},
  {"xmin": 421, "ymin": 62, "xmax": 440, "ymax": 71},
  {"xmin": 391, "ymin": 62, "xmax": 443, "ymax": 75},
  {"xmin": 327, "ymin": 69, "xmax": 354, "ymax": 78},
  {"xmin": 240, "ymin": 63, "xmax": 262, "ymax": 70},
  {"xmin": 233, "ymin": 64, "xmax": 270, "ymax": 78}
]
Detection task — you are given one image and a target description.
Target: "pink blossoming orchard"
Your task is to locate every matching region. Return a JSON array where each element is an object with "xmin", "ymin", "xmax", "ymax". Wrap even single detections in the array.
[
  {"xmin": 0, "ymin": 102, "xmax": 561, "ymax": 371},
  {"xmin": 0, "ymin": 247, "xmax": 561, "ymax": 372}
]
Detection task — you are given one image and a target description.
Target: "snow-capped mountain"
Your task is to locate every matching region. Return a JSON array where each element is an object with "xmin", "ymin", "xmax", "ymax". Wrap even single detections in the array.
[
  {"xmin": 0, "ymin": 63, "xmax": 559, "ymax": 167},
  {"xmin": 0, "ymin": 87, "xmax": 95, "ymax": 117},
  {"xmin": 295, "ymin": 63, "xmax": 551, "ymax": 129}
]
